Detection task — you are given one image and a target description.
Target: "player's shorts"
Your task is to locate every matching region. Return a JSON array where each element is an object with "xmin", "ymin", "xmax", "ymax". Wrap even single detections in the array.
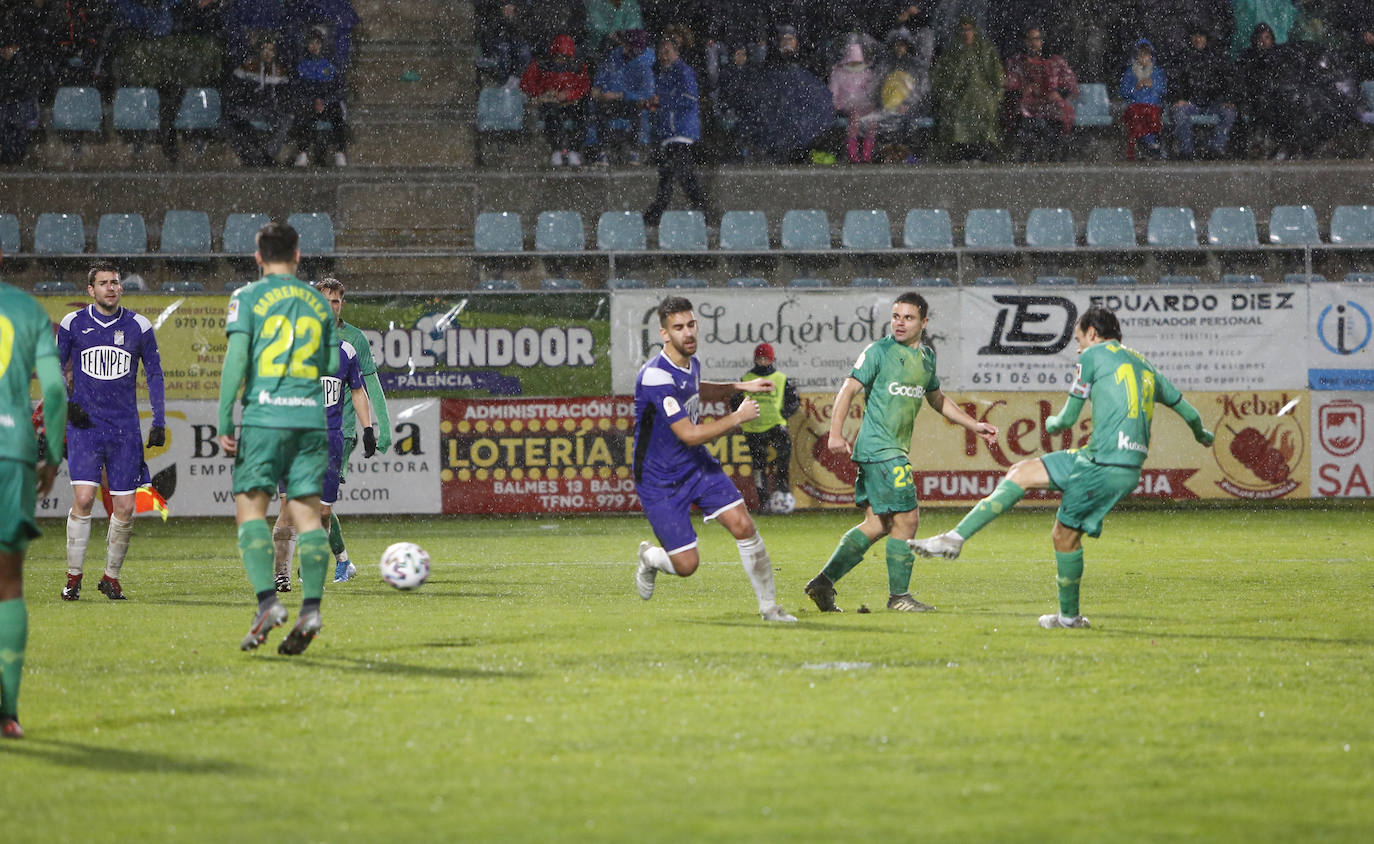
[
  {"xmin": 232, "ymin": 426, "xmax": 329, "ymax": 501},
  {"xmin": 67, "ymin": 427, "xmax": 144, "ymax": 493},
  {"xmin": 636, "ymin": 466, "xmax": 744, "ymax": 555},
  {"xmin": 321, "ymin": 430, "xmax": 346, "ymax": 505},
  {"xmin": 339, "ymin": 434, "xmax": 357, "ymax": 483},
  {"xmin": 853, "ymin": 455, "xmax": 918, "ymax": 515},
  {"xmin": 0, "ymin": 459, "xmax": 39, "ymax": 555},
  {"xmin": 1041, "ymin": 449, "xmax": 1141, "ymax": 539}
]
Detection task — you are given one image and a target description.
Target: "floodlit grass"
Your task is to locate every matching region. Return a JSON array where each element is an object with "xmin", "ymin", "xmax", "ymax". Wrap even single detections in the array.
[{"xmin": 6, "ymin": 503, "xmax": 1373, "ymax": 842}]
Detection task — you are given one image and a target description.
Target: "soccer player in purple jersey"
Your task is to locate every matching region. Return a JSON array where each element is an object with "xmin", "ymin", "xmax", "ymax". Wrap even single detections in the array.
[
  {"xmin": 632, "ymin": 297, "xmax": 797, "ymax": 622},
  {"xmin": 56, "ymin": 261, "xmax": 165, "ymax": 601}
]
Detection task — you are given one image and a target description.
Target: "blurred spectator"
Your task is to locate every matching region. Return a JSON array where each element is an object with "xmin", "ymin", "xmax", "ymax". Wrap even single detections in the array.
[
  {"xmin": 1061, "ymin": 0, "xmax": 1131, "ymax": 83},
  {"xmin": 1129, "ymin": 1, "xmax": 1234, "ymax": 70},
  {"xmin": 987, "ymin": 1, "xmax": 1067, "ymax": 58},
  {"xmin": 1237, "ymin": 21, "xmax": 1304, "ymax": 156},
  {"xmin": 1352, "ymin": 25, "xmax": 1374, "ymax": 81},
  {"xmin": 42, "ymin": 0, "xmax": 114, "ymax": 90},
  {"xmin": 1003, "ymin": 24, "xmax": 1078, "ymax": 162},
  {"xmin": 479, "ymin": 0, "xmax": 533, "ymax": 85},
  {"xmin": 1292, "ymin": 0, "xmax": 1354, "ymax": 50},
  {"xmin": 746, "ymin": 24, "xmax": 835, "ymax": 162},
  {"xmin": 714, "ymin": 42, "xmax": 759, "ymax": 159},
  {"xmin": 225, "ymin": 0, "xmax": 287, "ymax": 66},
  {"xmin": 830, "ymin": 41, "xmax": 880, "ymax": 162},
  {"xmin": 285, "ymin": 0, "xmax": 359, "ymax": 72},
  {"xmin": 1120, "ymin": 38, "xmax": 1167, "ymax": 159},
  {"xmin": 520, "ymin": 33, "xmax": 591, "ymax": 167},
  {"xmin": 590, "ymin": 28, "xmax": 654, "ymax": 165},
  {"xmin": 288, "ymin": 28, "xmax": 347, "ymax": 166},
  {"xmin": 930, "ymin": 16, "xmax": 1002, "ymax": 161},
  {"xmin": 642, "ymin": 36, "xmax": 707, "ymax": 227},
  {"xmin": 585, "ymin": 0, "xmax": 643, "ymax": 58},
  {"xmin": 699, "ymin": 0, "xmax": 768, "ymax": 86},
  {"xmin": 1232, "ymin": 0, "xmax": 1299, "ymax": 56},
  {"xmin": 873, "ymin": 25, "xmax": 935, "ymax": 156},
  {"xmin": 526, "ymin": 1, "xmax": 583, "ymax": 56},
  {"xmin": 0, "ymin": 25, "xmax": 41, "ymax": 165},
  {"xmin": 225, "ymin": 33, "xmax": 292, "ymax": 166},
  {"xmin": 1171, "ymin": 24, "xmax": 1237, "ymax": 159},
  {"xmin": 929, "ymin": 0, "xmax": 990, "ymax": 50}
]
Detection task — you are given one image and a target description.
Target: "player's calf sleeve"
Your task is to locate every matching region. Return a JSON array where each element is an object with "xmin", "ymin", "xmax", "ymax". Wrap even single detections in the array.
[
  {"xmin": 297, "ymin": 529, "xmax": 331, "ymax": 601},
  {"xmin": 237, "ymin": 520, "xmax": 276, "ymax": 595},
  {"xmin": 272, "ymin": 519, "xmax": 297, "ymax": 578},
  {"xmin": 736, "ymin": 531, "xmax": 776, "ymax": 611},
  {"xmin": 885, "ymin": 538, "xmax": 916, "ymax": 596},
  {"xmin": 66, "ymin": 511, "xmax": 92, "ymax": 575},
  {"xmin": 1055, "ymin": 550, "xmax": 1085, "ymax": 618},
  {"xmin": 0, "ymin": 598, "xmax": 27, "ymax": 719},
  {"xmin": 954, "ymin": 479, "xmax": 1026, "ymax": 540},
  {"xmin": 328, "ymin": 513, "xmax": 347, "ymax": 560},
  {"xmin": 821, "ymin": 527, "xmax": 873, "ymax": 583},
  {"xmin": 105, "ymin": 516, "xmax": 133, "ymax": 579}
]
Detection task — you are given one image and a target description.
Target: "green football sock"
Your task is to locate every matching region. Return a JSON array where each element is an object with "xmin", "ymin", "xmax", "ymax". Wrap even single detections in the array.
[
  {"xmin": 954, "ymin": 480, "xmax": 1026, "ymax": 540},
  {"xmin": 820, "ymin": 527, "xmax": 874, "ymax": 583},
  {"xmin": 327, "ymin": 513, "xmax": 346, "ymax": 558},
  {"xmin": 885, "ymin": 538, "xmax": 916, "ymax": 596},
  {"xmin": 0, "ymin": 598, "xmax": 27, "ymax": 719},
  {"xmin": 298, "ymin": 529, "xmax": 330, "ymax": 601},
  {"xmin": 237, "ymin": 520, "xmax": 275, "ymax": 595},
  {"xmin": 1055, "ymin": 550, "xmax": 1085, "ymax": 618}
]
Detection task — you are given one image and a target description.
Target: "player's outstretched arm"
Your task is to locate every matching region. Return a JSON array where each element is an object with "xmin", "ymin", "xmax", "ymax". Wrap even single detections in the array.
[
  {"xmin": 669, "ymin": 398, "xmax": 761, "ymax": 447},
  {"xmin": 1169, "ymin": 396, "xmax": 1214, "ymax": 446},
  {"xmin": 1045, "ymin": 394, "xmax": 1085, "ymax": 433},
  {"xmin": 36, "ymin": 356, "xmax": 68, "ymax": 464},
  {"xmin": 362, "ymin": 371, "xmax": 391, "ymax": 453},
  {"xmin": 215, "ymin": 333, "xmax": 251, "ymax": 453},
  {"xmin": 927, "ymin": 389, "xmax": 998, "ymax": 446}
]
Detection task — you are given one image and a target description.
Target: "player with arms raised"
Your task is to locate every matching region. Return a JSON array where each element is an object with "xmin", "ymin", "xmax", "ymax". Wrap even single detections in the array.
[
  {"xmin": 632, "ymin": 296, "xmax": 796, "ymax": 622},
  {"xmin": 216, "ymin": 222, "xmax": 337, "ymax": 654},
  {"xmin": 910, "ymin": 306, "xmax": 1215, "ymax": 629}
]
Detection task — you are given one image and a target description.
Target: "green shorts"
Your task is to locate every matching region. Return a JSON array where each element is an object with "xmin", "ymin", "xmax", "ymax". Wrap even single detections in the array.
[
  {"xmin": 0, "ymin": 459, "xmax": 39, "ymax": 555},
  {"xmin": 854, "ymin": 455, "xmax": 918, "ymax": 515},
  {"xmin": 1041, "ymin": 450, "xmax": 1140, "ymax": 539},
  {"xmin": 232, "ymin": 426, "xmax": 330, "ymax": 501},
  {"xmin": 339, "ymin": 434, "xmax": 357, "ymax": 483}
]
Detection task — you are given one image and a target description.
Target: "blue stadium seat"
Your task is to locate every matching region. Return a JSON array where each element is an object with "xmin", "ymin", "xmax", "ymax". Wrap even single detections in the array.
[
  {"xmin": 534, "ymin": 211, "xmax": 585, "ymax": 251},
  {"xmin": 964, "ymin": 209, "xmax": 1014, "ymax": 248},
  {"xmin": 788, "ymin": 277, "xmax": 830, "ymax": 288},
  {"xmin": 606, "ymin": 277, "xmax": 647, "ymax": 289},
  {"xmin": 163, "ymin": 280, "xmax": 206, "ymax": 293},
  {"xmin": 665, "ymin": 277, "xmax": 707, "ymax": 288},
  {"xmin": 841, "ymin": 210, "xmax": 892, "ymax": 249},
  {"xmin": 287, "ymin": 212, "xmax": 335, "ymax": 255},
  {"xmin": 1086, "ymin": 207, "xmax": 1137, "ymax": 248},
  {"xmin": 1025, "ymin": 208, "xmax": 1076, "ymax": 248},
  {"xmin": 1220, "ymin": 273, "xmax": 1263, "ymax": 285},
  {"xmin": 174, "ymin": 87, "xmax": 222, "ymax": 130},
  {"xmin": 726, "ymin": 277, "xmax": 768, "ymax": 288},
  {"xmin": 1074, "ymin": 83, "xmax": 1113, "ymax": 127},
  {"xmin": 1268, "ymin": 205, "xmax": 1321, "ymax": 245},
  {"xmin": 1095, "ymin": 275, "xmax": 1139, "ymax": 285},
  {"xmin": 851, "ymin": 277, "xmax": 893, "ymax": 287},
  {"xmin": 1346, "ymin": 272, "xmax": 1374, "ymax": 283},
  {"xmin": 1159, "ymin": 274, "xmax": 1203, "ymax": 285},
  {"xmin": 222, "ymin": 213, "xmax": 270, "ymax": 254},
  {"xmin": 474, "ymin": 211, "xmax": 524, "ymax": 251},
  {"xmin": 973, "ymin": 276, "xmax": 1016, "ymax": 286},
  {"xmin": 34, "ymin": 213, "xmax": 85, "ymax": 254},
  {"xmin": 1329, "ymin": 205, "xmax": 1374, "ymax": 246},
  {"xmin": 1207, "ymin": 206, "xmax": 1258, "ymax": 246},
  {"xmin": 658, "ymin": 211, "xmax": 708, "ymax": 251},
  {"xmin": 477, "ymin": 86, "xmax": 527, "ymax": 132},
  {"xmin": 596, "ymin": 211, "xmax": 646, "ymax": 250},
  {"xmin": 910, "ymin": 276, "xmax": 954, "ymax": 286},
  {"xmin": 719, "ymin": 211, "xmax": 769, "ymax": 251},
  {"xmin": 113, "ymin": 87, "xmax": 159, "ymax": 131},
  {"xmin": 1282, "ymin": 273, "xmax": 1326, "ymax": 284},
  {"xmin": 118, "ymin": 274, "xmax": 149, "ymax": 291},
  {"xmin": 902, "ymin": 209, "xmax": 953, "ymax": 249},
  {"xmin": 1034, "ymin": 275, "xmax": 1077, "ymax": 285},
  {"xmin": 1146, "ymin": 207, "xmax": 1199, "ymax": 247},
  {"xmin": 0, "ymin": 213, "xmax": 19, "ymax": 254},
  {"xmin": 781, "ymin": 210, "xmax": 831, "ymax": 250},
  {"xmin": 52, "ymin": 87, "xmax": 102, "ymax": 132},
  {"xmin": 541, "ymin": 277, "xmax": 583, "ymax": 290},
  {"xmin": 34, "ymin": 280, "xmax": 78, "ymax": 293},
  {"xmin": 223, "ymin": 279, "xmax": 250, "ymax": 292},
  {"xmin": 1360, "ymin": 81, "xmax": 1374, "ymax": 124},
  {"xmin": 160, "ymin": 210, "xmax": 211, "ymax": 254},
  {"xmin": 97, "ymin": 213, "xmax": 147, "ymax": 254},
  {"xmin": 478, "ymin": 279, "xmax": 520, "ymax": 291}
]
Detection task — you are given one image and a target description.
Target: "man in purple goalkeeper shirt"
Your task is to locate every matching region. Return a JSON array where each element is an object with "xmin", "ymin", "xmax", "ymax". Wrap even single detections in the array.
[
  {"xmin": 56, "ymin": 261, "xmax": 165, "ymax": 601},
  {"xmin": 631, "ymin": 296, "xmax": 796, "ymax": 622}
]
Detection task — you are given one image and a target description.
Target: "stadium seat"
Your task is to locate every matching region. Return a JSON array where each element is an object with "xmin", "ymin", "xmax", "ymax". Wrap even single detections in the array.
[
  {"xmin": 1207, "ymin": 206, "xmax": 1258, "ymax": 246},
  {"xmin": 118, "ymin": 274, "xmax": 149, "ymax": 290},
  {"xmin": 112, "ymin": 87, "xmax": 159, "ymax": 131},
  {"xmin": 534, "ymin": 211, "xmax": 585, "ymax": 251},
  {"xmin": 1095, "ymin": 274, "xmax": 1139, "ymax": 285},
  {"xmin": 719, "ymin": 211, "xmax": 769, "ymax": 251},
  {"xmin": 596, "ymin": 211, "xmax": 646, "ymax": 250},
  {"xmin": 851, "ymin": 277, "xmax": 892, "ymax": 287},
  {"xmin": 1220, "ymin": 273, "xmax": 1263, "ymax": 285},
  {"xmin": 1282, "ymin": 273, "xmax": 1326, "ymax": 284},
  {"xmin": 605, "ymin": 277, "xmax": 647, "ymax": 289},
  {"xmin": 0, "ymin": 213, "xmax": 19, "ymax": 254},
  {"xmin": 174, "ymin": 87, "xmax": 222, "ymax": 130},
  {"xmin": 287, "ymin": 212, "xmax": 335, "ymax": 255},
  {"xmin": 1268, "ymin": 205, "xmax": 1321, "ymax": 245},
  {"xmin": 910, "ymin": 276, "xmax": 953, "ymax": 286},
  {"xmin": 964, "ymin": 209, "xmax": 1014, "ymax": 248},
  {"xmin": 788, "ymin": 277, "xmax": 830, "ymax": 288},
  {"xmin": 52, "ymin": 86, "xmax": 102, "ymax": 132},
  {"xmin": 34, "ymin": 280, "xmax": 78, "ymax": 293},
  {"xmin": 474, "ymin": 211, "xmax": 524, "ymax": 252},
  {"xmin": 541, "ymin": 277, "xmax": 583, "ymax": 290},
  {"xmin": 1329, "ymin": 205, "xmax": 1374, "ymax": 245},
  {"xmin": 223, "ymin": 279, "xmax": 250, "ymax": 292},
  {"xmin": 160, "ymin": 210, "xmax": 212, "ymax": 254},
  {"xmin": 1074, "ymin": 83, "xmax": 1113, "ymax": 127},
  {"xmin": 658, "ymin": 211, "xmax": 708, "ymax": 251},
  {"xmin": 33, "ymin": 213, "xmax": 85, "ymax": 254},
  {"xmin": 781, "ymin": 209, "xmax": 831, "ymax": 250},
  {"xmin": 1159, "ymin": 274, "xmax": 1203, "ymax": 285},
  {"xmin": 1360, "ymin": 81, "xmax": 1374, "ymax": 124},
  {"xmin": 973, "ymin": 276, "xmax": 1015, "ymax": 286},
  {"xmin": 478, "ymin": 279, "xmax": 519, "ymax": 291},
  {"xmin": 477, "ymin": 86, "xmax": 527, "ymax": 132},
  {"xmin": 1146, "ymin": 207, "xmax": 1199, "ymax": 247},
  {"xmin": 902, "ymin": 209, "xmax": 953, "ymax": 249},
  {"xmin": 665, "ymin": 277, "xmax": 707, "ymax": 288},
  {"xmin": 726, "ymin": 277, "xmax": 768, "ymax": 288},
  {"xmin": 96, "ymin": 213, "xmax": 147, "ymax": 254},
  {"xmin": 1086, "ymin": 207, "xmax": 1137, "ymax": 248},
  {"xmin": 1025, "ymin": 208, "xmax": 1076, "ymax": 248},
  {"xmin": 1346, "ymin": 272, "xmax": 1374, "ymax": 283},
  {"xmin": 163, "ymin": 280, "xmax": 206, "ymax": 293},
  {"xmin": 841, "ymin": 210, "xmax": 892, "ymax": 249},
  {"xmin": 222, "ymin": 213, "xmax": 270, "ymax": 254},
  {"xmin": 1034, "ymin": 275, "xmax": 1077, "ymax": 285}
]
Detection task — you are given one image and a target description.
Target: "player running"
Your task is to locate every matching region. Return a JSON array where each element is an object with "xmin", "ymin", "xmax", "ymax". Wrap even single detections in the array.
[
  {"xmin": 56, "ymin": 261, "xmax": 166, "ymax": 601},
  {"xmin": 216, "ymin": 221, "xmax": 337, "ymax": 654},
  {"xmin": 1, "ymin": 280, "xmax": 69, "ymax": 738},
  {"xmin": 909, "ymin": 306, "xmax": 1215, "ymax": 629},
  {"xmin": 632, "ymin": 297, "xmax": 796, "ymax": 622}
]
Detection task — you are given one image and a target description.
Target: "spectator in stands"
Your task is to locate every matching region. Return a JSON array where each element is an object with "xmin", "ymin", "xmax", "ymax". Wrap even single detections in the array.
[
  {"xmin": 987, "ymin": 1, "xmax": 1067, "ymax": 59},
  {"xmin": 747, "ymin": 24, "xmax": 835, "ymax": 162},
  {"xmin": 0, "ymin": 25, "xmax": 41, "ymax": 165},
  {"xmin": 930, "ymin": 1, "xmax": 990, "ymax": 50},
  {"xmin": 1004, "ymin": 24, "xmax": 1079, "ymax": 162},
  {"xmin": 479, "ymin": 0, "xmax": 533, "ymax": 85},
  {"xmin": 830, "ymin": 41, "xmax": 880, "ymax": 163},
  {"xmin": 1352, "ymin": 24, "xmax": 1374, "ymax": 81},
  {"xmin": 288, "ymin": 29, "xmax": 348, "ymax": 167},
  {"xmin": 585, "ymin": 0, "xmax": 643, "ymax": 58},
  {"xmin": 1120, "ymin": 38, "xmax": 1167, "ymax": 159},
  {"xmin": 715, "ymin": 42, "xmax": 759, "ymax": 160},
  {"xmin": 42, "ymin": 0, "xmax": 113, "ymax": 91},
  {"xmin": 520, "ymin": 33, "xmax": 591, "ymax": 167},
  {"xmin": 590, "ymin": 28, "xmax": 653, "ymax": 165},
  {"xmin": 1171, "ymin": 24, "xmax": 1238, "ymax": 159},
  {"xmin": 1232, "ymin": 0, "xmax": 1299, "ymax": 56},
  {"xmin": 930, "ymin": 16, "xmax": 1003, "ymax": 162},
  {"xmin": 225, "ymin": 0, "xmax": 288, "ymax": 66},
  {"xmin": 1292, "ymin": 0, "xmax": 1353, "ymax": 50},
  {"xmin": 1237, "ymin": 21, "xmax": 1308, "ymax": 156},
  {"xmin": 642, "ymin": 35, "xmax": 708, "ymax": 229},
  {"xmin": 285, "ymin": 0, "xmax": 360, "ymax": 73},
  {"xmin": 699, "ymin": 0, "xmax": 768, "ymax": 87},
  {"xmin": 873, "ymin": 25, "xmax": 935, "ymax": 160},
  {"xmin": 1129, "ymin": 1, "xmax": 1234, "ymax": 70},
  {"xmin": 225, "ymin": 33, "xmax": 292, "ymax": 166},
  {"xmin": 525, "ymin": 1, "xmax": 583, "ymax": 56}
]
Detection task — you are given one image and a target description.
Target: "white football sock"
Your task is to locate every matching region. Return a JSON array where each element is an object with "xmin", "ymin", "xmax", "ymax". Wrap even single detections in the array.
[
  {"xmin": 272, "ymin": 519, "xmax": 297, "ymax": 578},
  {"xmin": 105, "ymin": 516, "xmax": 133, "ymax": 578},
  {"xmin": 66, "ymin": 510, "xmax": 92, "ymax": 575},
  {"xmin": 643, "ymin": 544, "xmax": 675, "ymax": 574},
  {"xmin": 736, "ymin": 531, "xmax": 776, "ymax": 612}
]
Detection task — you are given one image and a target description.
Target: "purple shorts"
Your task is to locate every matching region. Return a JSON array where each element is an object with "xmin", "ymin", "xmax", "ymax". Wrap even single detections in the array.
[
  {"xmin": 321, "ymin": 430, "xmax": 345, "ymax": 505},
  {"xmin": 67, "ymin": 427, "xmax": 145, "ymax": 493},
  {"xmin": 636, "ymin": 467, "xmax": 743, "ymax": 554}
]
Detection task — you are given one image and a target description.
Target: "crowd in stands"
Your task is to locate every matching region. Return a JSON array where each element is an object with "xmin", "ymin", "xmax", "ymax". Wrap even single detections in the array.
[
  {"xmin": 478, "ymin": 0, "xmax": 1374, "ymax": 165},
  {"xmin": 0, "ymin": 0, "xmax": 358, "ymax": 167}
]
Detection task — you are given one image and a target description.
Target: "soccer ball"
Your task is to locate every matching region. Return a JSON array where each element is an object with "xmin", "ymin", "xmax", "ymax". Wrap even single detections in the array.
[
  {"xmin": 769, "ymin": 490, "xmax": 797, "ymax": 515},
  {"xmin": 379, "ymin": 542, "xmax": 431, "ymax": 590}
]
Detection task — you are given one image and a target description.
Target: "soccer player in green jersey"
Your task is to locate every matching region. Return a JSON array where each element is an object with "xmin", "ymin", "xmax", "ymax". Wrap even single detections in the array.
[
  {"xmin": 1, "ymin": 281, "xmax": 69, "ymax": 738},
  {"xmin": 910, "ymin": 306, "xmax": 1215, "ymax": 629},
  {"xmin": 804, "ymin": 293, "xmax": 998, "ymax": 614},
  {"xmin": 216, "ymin": 221, "xmax": 338, "ymax": 654}
]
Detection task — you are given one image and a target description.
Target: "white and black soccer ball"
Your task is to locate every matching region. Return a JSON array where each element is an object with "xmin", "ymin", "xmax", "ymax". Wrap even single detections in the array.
[
  {"xmin": 379, "ymin": 542, "xmax": 431, "ymax": 590},
  {"xmin": 770, "ymin": 490, "xmax": 796, "ymax": 515}
]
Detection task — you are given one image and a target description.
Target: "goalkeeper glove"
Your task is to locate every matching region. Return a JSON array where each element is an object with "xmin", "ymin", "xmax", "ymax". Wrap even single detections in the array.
[
  {"xmin": 363, "ymin": 426, "xmax": 377, "ymax": 458},
  {"xmin": 146, "ymin": 425, "xmax": 166, "ymax": 448}
]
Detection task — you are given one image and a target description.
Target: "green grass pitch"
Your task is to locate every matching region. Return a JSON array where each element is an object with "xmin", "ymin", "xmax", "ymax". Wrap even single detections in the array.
[{"xmin": 5, "ymin": 503, "xmax": 1372, "ymax": 842}]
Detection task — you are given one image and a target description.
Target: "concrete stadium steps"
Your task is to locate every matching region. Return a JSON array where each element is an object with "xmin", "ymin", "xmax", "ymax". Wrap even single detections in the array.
[
  {"xmin": 352, "ymin": 0, "xmax": 469, "ymax": 45},
  {"xmin": 349, "ymin": 42, "xmax": 468, "ymax": 111}
]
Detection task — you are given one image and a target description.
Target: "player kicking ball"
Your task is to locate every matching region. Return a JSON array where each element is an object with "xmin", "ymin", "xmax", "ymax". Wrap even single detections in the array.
[
  {"xmin": 909, "ymin": 306, "xmax": 1214, "ymax": 629},
  {"xmin": 632, "ymin": 297, "xmax": 796, "ymax": 622}
]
